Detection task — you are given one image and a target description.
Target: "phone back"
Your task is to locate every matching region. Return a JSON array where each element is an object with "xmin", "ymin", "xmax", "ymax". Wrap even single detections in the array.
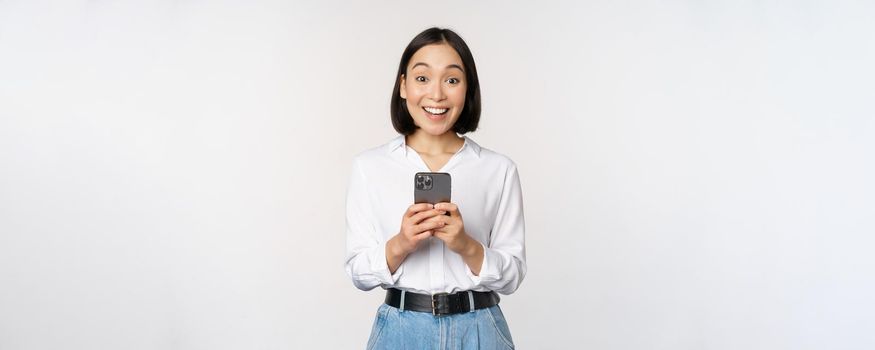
[{"xmin": 413, "ymin": 172, "xmax": 452, "ymax": 204}]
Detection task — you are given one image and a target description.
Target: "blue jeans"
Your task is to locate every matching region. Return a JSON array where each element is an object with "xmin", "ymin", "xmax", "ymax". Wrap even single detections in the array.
[{"xmin": 366, "ymin": 303, "xmax": 516, "ymax": 350}]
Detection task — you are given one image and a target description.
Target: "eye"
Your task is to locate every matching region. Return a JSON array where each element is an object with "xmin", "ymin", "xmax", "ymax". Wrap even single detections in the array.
[
  {"xmin": 415, "ymin": 76, "xmax": 428, "ymax": 83},
  {"xmin": 446, "ymin": 78, "xmax": 460, "ymax": 84}
]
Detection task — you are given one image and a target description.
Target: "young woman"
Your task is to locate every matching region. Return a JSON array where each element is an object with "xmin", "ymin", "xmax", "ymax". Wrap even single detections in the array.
[{"xmin": 344, "ymin": 27, "xmax": 527, "ymax": 350}]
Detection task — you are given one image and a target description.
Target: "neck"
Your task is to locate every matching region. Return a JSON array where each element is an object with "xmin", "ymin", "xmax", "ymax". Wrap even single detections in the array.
[{"xmin": 405, "ymin": 130, "xmax": 464, "ymax": 156}]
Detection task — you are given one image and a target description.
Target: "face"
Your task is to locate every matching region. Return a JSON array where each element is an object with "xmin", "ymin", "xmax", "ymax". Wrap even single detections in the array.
[{"xmin": 400, "ymin": 43, "xmax": 467, "ymax": 136}]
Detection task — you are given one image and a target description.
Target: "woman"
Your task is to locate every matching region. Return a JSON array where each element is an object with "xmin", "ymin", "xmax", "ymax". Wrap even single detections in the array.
[{"xmin": 344, "ymin": 27, "xmax": 527, "ymax": 350}]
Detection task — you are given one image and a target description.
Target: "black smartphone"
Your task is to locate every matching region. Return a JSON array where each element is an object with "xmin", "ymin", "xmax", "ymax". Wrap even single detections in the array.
[{"xmin": 414, "ymin": 172, "xmax": 452, "ymax": 215}]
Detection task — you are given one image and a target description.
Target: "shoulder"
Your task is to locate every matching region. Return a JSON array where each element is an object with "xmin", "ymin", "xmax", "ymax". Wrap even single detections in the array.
[
  {"xmin": 350, "ymin": 135, "xmax": 404, "ymax": 169},
  {"xmin": 468, "ymin": 137, "xmax": 519, "ymax": 172}
]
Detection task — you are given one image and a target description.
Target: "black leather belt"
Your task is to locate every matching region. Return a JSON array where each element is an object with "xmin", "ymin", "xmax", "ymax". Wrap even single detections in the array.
[{"xmin": 384, "ymin": 288, "xmax": 500, "ymax": 316}]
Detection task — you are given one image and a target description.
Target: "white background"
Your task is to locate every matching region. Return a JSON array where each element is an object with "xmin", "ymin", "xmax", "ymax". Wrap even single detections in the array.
[{"xmin": 1, "ymin": 1, "xmax": 873, "ymax": 349}]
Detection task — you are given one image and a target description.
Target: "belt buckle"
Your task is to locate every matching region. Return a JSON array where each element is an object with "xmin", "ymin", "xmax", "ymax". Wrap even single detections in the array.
[{"xmin": 432, "ymin": 293, "xmax": 449, "ymax": 316}]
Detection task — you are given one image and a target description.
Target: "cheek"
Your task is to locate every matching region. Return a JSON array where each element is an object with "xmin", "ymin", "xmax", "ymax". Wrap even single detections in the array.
[
  {"xmin": 405, "ymin": 85, "xmax": 426, "ymax": 102},
  {"xmin": 405, "ymin": 99, "xmax": 417, "ymax": 113},
  {"xmin": 402, "ymin": 83, "xmax": 414, "ymax": 98},
  {"xmin": 454, "ymin": 83, "xmax": 467, "ymax": 98},
  {"xmin": 452, "ymin": 87, "xmax": 467, "ymax": 107}
]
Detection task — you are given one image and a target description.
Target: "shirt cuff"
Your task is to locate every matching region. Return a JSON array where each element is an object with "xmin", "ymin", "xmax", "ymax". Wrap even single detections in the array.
[
  {"xmin": 370, "ymin": 240, "xmax": 404, "ymax": 285},
  {"xmin": 466, "ymin": 241, "xmax": 500, "ymax": 287}
]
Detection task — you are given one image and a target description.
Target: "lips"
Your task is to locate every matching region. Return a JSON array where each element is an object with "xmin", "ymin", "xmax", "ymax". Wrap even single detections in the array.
[
  {"xmin": 422, "ymin": 106, "xmax": 449, "ymax": 120},
  {"xmin": 423, "ymin": 106, "xmax": 448, "ymax": 115}
]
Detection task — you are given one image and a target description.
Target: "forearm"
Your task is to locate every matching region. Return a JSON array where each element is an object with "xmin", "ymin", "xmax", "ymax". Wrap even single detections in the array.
[
  {"xmin": 387, "ymin": 234, "xmax": 485, "ymax": 276},
  {"xmin": 460, "ymin": 236, "xmax": 485, "ymax": 276},
  {"xmin": 386, "ymin": 236, "xmax": 408, "ymax": 274}
]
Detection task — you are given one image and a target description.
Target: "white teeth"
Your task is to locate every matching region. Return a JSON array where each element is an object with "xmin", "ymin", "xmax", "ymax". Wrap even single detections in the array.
[{"xmin": 424, "ymin": 107, "xmax": 448, "ymax": 115}]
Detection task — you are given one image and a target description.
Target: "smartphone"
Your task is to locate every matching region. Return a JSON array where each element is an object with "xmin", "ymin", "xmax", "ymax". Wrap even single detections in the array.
[{"xmin": 413, "ymin": 172, "xmax": 452, "ymax": 215}]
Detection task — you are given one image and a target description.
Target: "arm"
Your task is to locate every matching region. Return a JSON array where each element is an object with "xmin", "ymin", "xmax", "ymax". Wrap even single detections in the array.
[
  {"xmin": 459, "ymin": 238, "xmax": 485, "ymax": 276},
  {"xmin": 343, "ymin": 158, "xmax": 403, "ymax": 291},
  {"xmin": 465, "ymin": 163, "xmax": 527, "ymax": 295},
  {"xmin": 386, "ymin": 235, "xmax": 410, "ymax": 274}
]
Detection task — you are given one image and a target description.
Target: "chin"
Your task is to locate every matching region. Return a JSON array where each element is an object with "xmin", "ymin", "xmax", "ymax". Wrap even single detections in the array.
[{"xmin": 420, "ymin": 127, "xmax": 450, "ymax": 136}]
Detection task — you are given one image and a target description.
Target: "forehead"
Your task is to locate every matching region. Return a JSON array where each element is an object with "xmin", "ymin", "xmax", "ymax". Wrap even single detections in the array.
[{"xmin": 407, "ymin": 43, "xmax": 464, "ymax": 71}]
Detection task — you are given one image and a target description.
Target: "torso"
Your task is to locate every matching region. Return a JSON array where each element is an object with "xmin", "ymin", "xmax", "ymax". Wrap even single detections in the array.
[
  {"xmin": 419, "ymin": 153, "xmax": 454, "ymax": 172},
  {"xmin": 406, "ymin": 135, "xmax": 465, "ymax": 172}
]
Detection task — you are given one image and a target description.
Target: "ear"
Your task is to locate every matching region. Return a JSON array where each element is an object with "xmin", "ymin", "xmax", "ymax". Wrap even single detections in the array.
[{"xmin": 399, "ymin": 74, "xmax": 407, "ymax": 99}]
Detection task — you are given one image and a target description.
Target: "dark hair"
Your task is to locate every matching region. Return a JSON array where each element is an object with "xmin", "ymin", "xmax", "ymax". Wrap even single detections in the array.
[{"xmin": 391, "ymin": 27, "xmax": 481, "ymax": 135}]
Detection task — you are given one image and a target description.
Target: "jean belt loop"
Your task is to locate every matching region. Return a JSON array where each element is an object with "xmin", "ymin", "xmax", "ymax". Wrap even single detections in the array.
[
  {"xmin": 399, "ymin": 290, "xmax": 406, "ymax": 312},
  {"xmin": 467, "ymin": 291, "xmax": 475, "ymax": 313}
]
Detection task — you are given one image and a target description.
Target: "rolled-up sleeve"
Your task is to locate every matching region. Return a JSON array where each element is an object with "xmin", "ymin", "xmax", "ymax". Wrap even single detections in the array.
[
  {"xmin": 343, "ymin": 158, "xmax": 403, "ymax": 291},
  {"xmin": 466, "ymin": 163, "xmax": 527, "ymax": 295}
]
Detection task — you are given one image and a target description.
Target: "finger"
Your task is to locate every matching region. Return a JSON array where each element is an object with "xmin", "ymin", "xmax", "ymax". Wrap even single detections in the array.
[
  {"xmin": 413, "ymin": 230, "xmax": 433, "ymax": 240},
  {"xmin": 410, "ymin": 209, "xmax": 448, "ymax": 224},
  {"xmin": 413, "ymin": 216, "xmax": 444, "ymax": 230},
  {"xmin": 415, "ymin": 220, "xmax": 446, "ymax": 233},
  {"xmin": 435, "ymin": 202, "xmax": 459, "ymax": 215},
  {"xmin": 413, "ymin": 223, "xmax": 439, "ymax": 236},
  {"xmin": 406, "ymin": 203, "xmax": 435, "ymax": 217}
]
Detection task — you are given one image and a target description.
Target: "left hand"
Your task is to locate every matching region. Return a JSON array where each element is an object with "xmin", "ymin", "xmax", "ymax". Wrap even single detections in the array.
[{"xmin": 425, "ymin": 202, "xmax": 474, "ymax": 254}]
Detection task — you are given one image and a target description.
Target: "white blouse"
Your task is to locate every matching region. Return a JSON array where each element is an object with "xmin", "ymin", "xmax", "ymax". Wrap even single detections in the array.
[{"xmin": 344, "ymin": 135, "xmax": 527, "ymax": 295}]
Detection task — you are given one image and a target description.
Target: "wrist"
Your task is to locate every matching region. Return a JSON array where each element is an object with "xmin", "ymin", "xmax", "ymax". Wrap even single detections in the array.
[
  {"xmin": 462, "ymin": 235, "xmax": 482, "ymax": 258},
  {"xmin": 460, "ymin": 235, "xmax": 484, "ymax": 276},
  {"xmin": 388, "ymin": 234, "xmax": 408, "ymax": 258}
]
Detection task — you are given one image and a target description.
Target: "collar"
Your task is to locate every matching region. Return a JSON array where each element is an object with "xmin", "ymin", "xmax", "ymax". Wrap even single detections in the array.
[{"xmin": 387, "ymin": 134, "xmax": 482, "ymax": 158}]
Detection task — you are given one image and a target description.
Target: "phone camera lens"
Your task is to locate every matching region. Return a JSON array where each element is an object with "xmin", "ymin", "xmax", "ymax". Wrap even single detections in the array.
[{"xmin": 415, "ymin": 174, "xmax": 434, "ymax": 191}]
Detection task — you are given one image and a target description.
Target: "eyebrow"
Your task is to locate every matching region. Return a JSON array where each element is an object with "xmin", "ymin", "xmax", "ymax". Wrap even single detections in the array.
[{"xmin": 411, "ymin": 62, "xmax": 465, "ymax": 73}]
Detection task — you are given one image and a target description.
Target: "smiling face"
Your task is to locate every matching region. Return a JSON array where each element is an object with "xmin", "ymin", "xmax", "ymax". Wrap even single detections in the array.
[{"xmin": 399, "ymin": 43, "xmax": 467, "ymax": 136}]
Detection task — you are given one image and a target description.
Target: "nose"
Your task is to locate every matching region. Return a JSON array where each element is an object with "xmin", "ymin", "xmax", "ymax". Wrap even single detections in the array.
[{"xmin": 427, "ymin": 80, "xmax": 446, "ymax": 102}]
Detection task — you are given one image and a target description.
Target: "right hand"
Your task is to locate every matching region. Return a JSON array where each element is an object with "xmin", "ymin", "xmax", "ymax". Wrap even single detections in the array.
[{"xmin": 394, "ymin": 203, "xmax": 447, "ymax": 255}]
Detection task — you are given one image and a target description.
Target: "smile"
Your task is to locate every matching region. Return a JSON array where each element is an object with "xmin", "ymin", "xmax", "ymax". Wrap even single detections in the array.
[{"xmin": 422, "ymin": 107, "xmax": 448, "ymax": 115}]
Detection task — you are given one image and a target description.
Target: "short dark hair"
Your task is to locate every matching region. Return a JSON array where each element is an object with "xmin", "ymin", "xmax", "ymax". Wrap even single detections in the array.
[{"xmin": 391, "ymin": 27, "xmax": 481, "ymax": 135}]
